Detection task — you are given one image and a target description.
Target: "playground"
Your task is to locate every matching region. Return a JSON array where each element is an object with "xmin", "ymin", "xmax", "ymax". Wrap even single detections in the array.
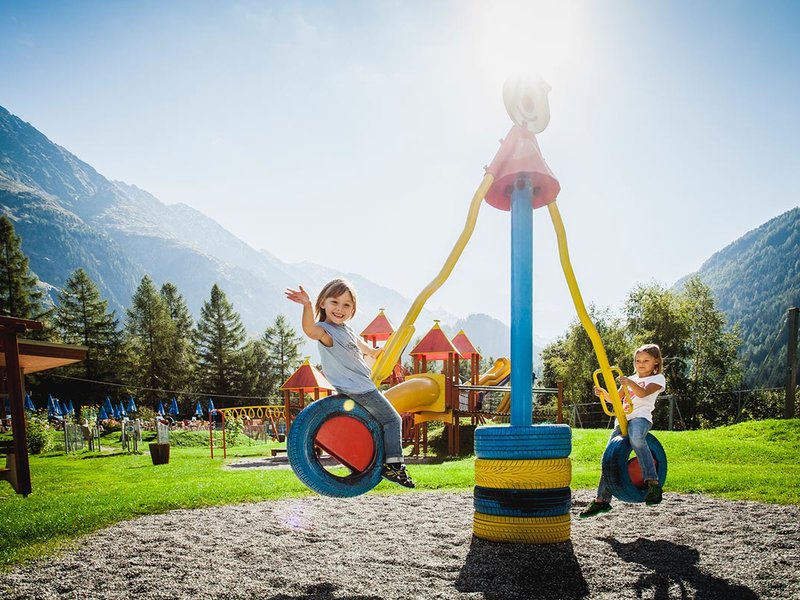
[{"xmin": 1, "ymin": 488, "xmax": 798, "ymax": 599}]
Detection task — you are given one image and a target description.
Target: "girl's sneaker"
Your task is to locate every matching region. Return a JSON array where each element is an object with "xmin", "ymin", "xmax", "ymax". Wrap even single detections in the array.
[
  {"xmin": 645, "ymin": 482, "xmax": 663, "ymax": 505},
  {"xmin": 381, "ymin": 463, "xmax": 415, "ymax": 488},
  {"xmin": 579, "ymin": 500, "xmax": 612, "ymax": 518}
]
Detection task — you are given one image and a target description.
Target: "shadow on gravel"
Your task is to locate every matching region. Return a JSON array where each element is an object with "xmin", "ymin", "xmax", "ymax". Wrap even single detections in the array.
[
  {"xmin": 455, "ymin": 536, "xmax": 589, "ymax": 599},
  {"xmin": 265, "ymin": 582, "xmax": 381, "ymax": 599},
  {"xmin": 602, "ymin": 536, "xmax": 759, "ymax": 599}
]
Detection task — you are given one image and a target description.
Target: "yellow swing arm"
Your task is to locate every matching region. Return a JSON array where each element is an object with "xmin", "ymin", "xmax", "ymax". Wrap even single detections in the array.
[{"xmin": 547, "ymin": 201, "xmax": 633, "ymax": 435}]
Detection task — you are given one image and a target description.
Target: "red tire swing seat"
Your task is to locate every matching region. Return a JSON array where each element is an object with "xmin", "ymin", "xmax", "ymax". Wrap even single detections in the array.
[{"xmin": 287, "ymin": 395, "xmax": 385, "ymax": 497}]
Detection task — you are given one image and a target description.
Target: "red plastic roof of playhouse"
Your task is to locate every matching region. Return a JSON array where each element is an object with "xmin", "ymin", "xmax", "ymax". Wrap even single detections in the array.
[
  {"xmin": 451, "ymin": 330, "xmax": 480, "ymax": 358},
  {"xmin": 360, "ymin": 310, "xmax": 395, "ymax": 340},
  {"xmin": 410, "ymin": 322, "xmax": 463, "ymax": 360},
  {"xmin": 280, "ymin": 359, "xmax": 334, "ymax": 391}
]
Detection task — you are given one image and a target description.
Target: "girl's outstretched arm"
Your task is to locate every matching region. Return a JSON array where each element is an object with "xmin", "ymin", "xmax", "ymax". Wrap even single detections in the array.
[{"xmin": 285, "ymin": 286, "xmax": 332, "ymax": 346}]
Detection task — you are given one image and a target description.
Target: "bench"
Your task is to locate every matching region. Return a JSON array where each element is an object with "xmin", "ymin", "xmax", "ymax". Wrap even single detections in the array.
[
  {"xmin": 270, "ymin": 448, "xmax": 287, "ymax": 457},
  {"xmin": 0, "ymin": 439, "xmax": 18, "ymax": 492}
]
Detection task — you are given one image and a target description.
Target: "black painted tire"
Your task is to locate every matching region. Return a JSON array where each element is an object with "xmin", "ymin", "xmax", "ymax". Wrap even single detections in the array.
[
  {"xmin": 473, "ymin": 485, "xmax": 571, "ymax": 517},
  {"xmin": 474, "ymin": 424, "xmax": 571, "ymax": 459},
  {"xmin": 601, "ymin": 433, "xmax": 667, "ymax": 503},
  {"xmin": 287, "ymin": 395, "xmax": 384, "ymax": 497}
]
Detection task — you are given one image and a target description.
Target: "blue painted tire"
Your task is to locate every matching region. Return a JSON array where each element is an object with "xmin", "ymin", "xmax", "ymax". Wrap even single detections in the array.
[
  {"xmin": 287, "ymin": 395, "xmax": 385, "ymax": 498},
  {"xmin": 474, "ymin": 485, "xmax": 571, "ymax": 517},
  {"xmin": 474, "ymin": 424, "xmax": 571, "ymax": 460},
  {"xmin": 601, "ymin": 433, "xmax": 667, "ymax": 503}
]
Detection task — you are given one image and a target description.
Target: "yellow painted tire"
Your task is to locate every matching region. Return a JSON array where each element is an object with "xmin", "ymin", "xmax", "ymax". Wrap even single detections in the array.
[
  {"xmin": 474, "ymin": 458, "xmax": 571, "ymax": 489},
  {"xmin": 473, "ymin": 512, "xmax": 571, "ymax": 544}
]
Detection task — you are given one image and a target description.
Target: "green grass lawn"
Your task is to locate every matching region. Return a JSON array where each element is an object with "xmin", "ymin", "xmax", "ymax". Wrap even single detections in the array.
[{"xmin": 1, "ymin": 419, "xmax": 798, "ymax": 569}]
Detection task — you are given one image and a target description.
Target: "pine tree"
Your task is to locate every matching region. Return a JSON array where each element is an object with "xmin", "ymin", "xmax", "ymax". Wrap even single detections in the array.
[
  {"xmin": 53, "ymin": 268, "xmax": 123, "ymax": 397},
  {"xmin": 263, "ymin": 314, "xmax": 304, "ymax": 391},
  {"xmin": 125, "ymin": 275, "xmax": 176, "ymax": 404},
  {"xmin": 194, "ymin": 284, "xmax": 247, "ymax": 397},
  {"xmin": 0, "ymin": 215, "xmax": 46, "ymax": 320},
  {"xmin": 160, "ymin": 282, "xmax": 195, "ymax": 393}
]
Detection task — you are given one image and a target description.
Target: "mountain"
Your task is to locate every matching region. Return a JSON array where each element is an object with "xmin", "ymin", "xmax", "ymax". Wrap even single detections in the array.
[
  {"xmin": 676, "ymin": 207, "xmax": 800, "ymax": 387},
  {"xmin": 0, "ymin": 104, "xmax": 513, "ymax": 363}
]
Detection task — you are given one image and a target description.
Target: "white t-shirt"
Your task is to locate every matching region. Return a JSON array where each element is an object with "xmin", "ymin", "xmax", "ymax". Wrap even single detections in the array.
[{"xmin": 615, "ymin": 373, "xmax": 666, "ymax": 424}]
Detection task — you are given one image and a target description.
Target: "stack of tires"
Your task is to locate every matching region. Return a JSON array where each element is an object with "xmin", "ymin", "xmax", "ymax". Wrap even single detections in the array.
[{"xmin": 473, "ymin": 424, "xmax": 572, "ymax": 543}]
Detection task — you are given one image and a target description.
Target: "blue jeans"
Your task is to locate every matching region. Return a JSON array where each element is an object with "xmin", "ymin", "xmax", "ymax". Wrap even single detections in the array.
[
  {"xmin": 348, "ymin": 388, "xmax": 403, "ymax": 463},
  {"xmin": 597, "ymin": 417, "xmax": 657, "ymax": 502}
]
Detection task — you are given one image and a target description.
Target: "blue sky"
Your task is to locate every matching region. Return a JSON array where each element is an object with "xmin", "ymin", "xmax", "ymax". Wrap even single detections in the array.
[{"xmin": 1, "ymin": 0, "xmax": 798, "ymax": 341}]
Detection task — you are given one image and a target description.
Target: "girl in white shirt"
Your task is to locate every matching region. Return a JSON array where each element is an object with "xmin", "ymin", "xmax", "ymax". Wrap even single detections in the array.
[{"xmin": 580, "ymin": 343, "xmax": 666, "ymax": 517}]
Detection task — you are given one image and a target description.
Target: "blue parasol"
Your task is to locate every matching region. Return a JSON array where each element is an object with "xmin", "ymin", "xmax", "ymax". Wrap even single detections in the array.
[
  {"xmin": 195, "ymin": 400, "xmax": 203, "ymax": 417},
  {"xmin": 207, "ymin": 398, "xmax": 216, "ymax": 414},
  {"xmin": 67, "ymin": 400, "xmax": 75, "ymax": 415},
  {"xmin": 126, "ymin": 396, "xmax": 137, "ymax": 413},
  {"xmin": 118, "ymin": 402, "xmax": 126, "ymax": 419},
  {"xmin": 48, "ymin": 396, "xmax": 62, "ymax": 418},
  {"xmin": 169, "ymin": 397, "xmax": 180, "ymax": 416},
  {"xmin": 104, "ymin": 396, "xmax": 114, "ymax": 415},
  {"xmin": 156, "ymin": 399, "xmax": 165, "ymax": 416},
  {"xmin": 98, "ymin": 406, "xmax": 109, "ymax": 420},
  {"xmin": 24, "ymin": 393, "xmax": 35, "ymax": 412}
]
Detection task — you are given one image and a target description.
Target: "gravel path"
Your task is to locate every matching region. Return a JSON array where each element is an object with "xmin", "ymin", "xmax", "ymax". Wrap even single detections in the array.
[{"xmin": 1, "ymin": 489, "xmax": 798, "ymax": 599}]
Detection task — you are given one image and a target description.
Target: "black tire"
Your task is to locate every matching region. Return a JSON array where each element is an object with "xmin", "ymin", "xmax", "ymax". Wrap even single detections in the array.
[
  {"xmin": 287, "ymin": 395, "xmax": 384, "ymax": 497},
  {"xmin": 474, "ymin": 424, "xmax": 571, "ymax": 459},
  {"xmin": 473, "ymin": 485, "xmax": 571, "ymax": 517},
  {"xmin": 601, "ymin": 433, "xmax": 667, "ymax": 503}
]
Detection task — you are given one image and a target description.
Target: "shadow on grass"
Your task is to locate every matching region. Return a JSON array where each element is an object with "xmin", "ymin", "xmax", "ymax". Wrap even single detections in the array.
[
  {"xmin": 601, "ymin": 536, "xmax": 758, "ymax": 599},
  {"xmin": 455, "ymin": 536, "xmax": 589, "ymax": 599}
]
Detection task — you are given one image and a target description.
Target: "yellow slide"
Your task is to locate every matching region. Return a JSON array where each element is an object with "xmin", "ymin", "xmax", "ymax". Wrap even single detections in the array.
[
  {"xmin": 478, "ymin": 357, "xmax": 511, "ymax": 386},
  {"xmin": 478, "ymin": 357, "xmax": 512, "ymax": 414},
  {"xmin": 384, "ymin": 373, "xmax": 450, "ymax": 424}
]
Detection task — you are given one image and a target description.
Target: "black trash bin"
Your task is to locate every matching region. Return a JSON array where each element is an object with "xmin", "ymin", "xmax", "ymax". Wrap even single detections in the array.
[{"xmin": 149, "ymin": 442, "xmax": 170, "ymax": 465}]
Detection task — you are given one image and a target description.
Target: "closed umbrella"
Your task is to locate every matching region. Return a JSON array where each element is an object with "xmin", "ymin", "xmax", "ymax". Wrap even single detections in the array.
[
  {"xmin": 60, "ymin": 400, "xmax": 69, "ymax": 417},
  {"xmin": 98, "ymin": 406, "xmax": 109, "ymax": 420},
  {"xmin": 207, "ymin": 398, "xmax": 216, "ymax": 414},
  {"xmin": 104, "ymin": 397, "xmax": 114, "ymax": 416},
  {"xmin": 49, "ymin": 396, "xmax": 61, "ymax": 418},
  {"xmin": 24, "ymin": 394, "xmax": 35, "ymax": 412},
  {"xmin": 67, "ymin": 400, "xmax": 75, "ymax": 415},
  {"xmin": 127, "ymin": 396, "xmax": 137, "ymax": 413},
  {"xmin": 169, "ymin": 397, "xmax": 180, "ymax": 416},
  {"xmin": 118, "ymin": 402, "xmax": 127, "ymax": 419},
  {"xmin": 156, "ymin": 400, "xmax": 165, "ymax": 416},
  {"xmin": 195, "ymin": 400, "xmax": 203, "ymax": 417}
]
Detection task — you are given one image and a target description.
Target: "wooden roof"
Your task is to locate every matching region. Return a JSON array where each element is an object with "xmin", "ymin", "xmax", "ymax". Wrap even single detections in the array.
[
  {"xmin": 410, "ymin": 322, "xmax": 462, "ymax": 360},
  {"xmin": 0, "ymin": 338, "xmax": 88, "ymax": 374},
  {"xmin": 360, "ymin": 309, "xmax": 395, "ymax": 341},
  {"xmin": 451, "ymin": 329, "xmax": 480, "ymax": 358},
  {"xmin": 280, "ymin": 358, "xmax": 335, "ymax": 391}
]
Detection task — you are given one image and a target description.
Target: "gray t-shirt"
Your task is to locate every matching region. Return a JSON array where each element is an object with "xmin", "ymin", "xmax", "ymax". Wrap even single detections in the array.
[{"xmin": 317, "ymin": 321, "xmax": 376, "ymax": 395}]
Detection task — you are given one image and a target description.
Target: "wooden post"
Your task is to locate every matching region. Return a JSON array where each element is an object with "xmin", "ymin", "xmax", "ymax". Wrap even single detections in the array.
[
  {"xmin": 557, "ymin": 381, "xmax": 564, "ymax": 424},
  {"xmin": 2, "ymin": 330, "xmax": 31, "ymax": 496},
  {"xmin": 786, "ymin": 307, "xmax": 799, "ymax": 419}
]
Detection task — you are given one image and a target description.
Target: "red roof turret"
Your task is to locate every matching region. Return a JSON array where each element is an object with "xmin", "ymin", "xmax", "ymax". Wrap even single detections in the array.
[
  {"xmin": 451, "ymin": 329, "xmax": 480, "ymax": 358},
  {"xmin": 410, "ymin": 321, "xmax": 462, "ymax": 361},
  {"xmin": 360, "ymin": 309, "xmax": 395, "ymax": 342},
  {"xmin": 280, "ymin": 358, "xmax": 335, "ymax": 391}
]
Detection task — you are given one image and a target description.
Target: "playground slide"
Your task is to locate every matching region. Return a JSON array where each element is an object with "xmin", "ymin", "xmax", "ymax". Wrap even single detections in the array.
[
  {"xmin": 478, "ymin": 357, "xmax": 511, "ymax": 386},
  {"xmin": 384, "ymin": 373, "xmax": 450, "ymax": 424}
]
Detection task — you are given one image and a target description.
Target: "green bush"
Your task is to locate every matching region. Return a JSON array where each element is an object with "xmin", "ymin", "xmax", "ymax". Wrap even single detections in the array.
[{"xmin": 26, "ymin": 412, "xmax": 51, "ymax": 455}]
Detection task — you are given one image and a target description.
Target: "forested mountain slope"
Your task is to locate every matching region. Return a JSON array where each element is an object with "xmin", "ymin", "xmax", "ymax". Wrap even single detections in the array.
[{"xmin": 677, "ymin": 207, "xmax": 800, "ymax": 387}]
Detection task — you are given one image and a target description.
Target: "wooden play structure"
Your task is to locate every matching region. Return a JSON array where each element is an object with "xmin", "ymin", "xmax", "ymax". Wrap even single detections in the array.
[{"xmin": 0, "ymin": 316, "xmax": 87, "ymax": 496}]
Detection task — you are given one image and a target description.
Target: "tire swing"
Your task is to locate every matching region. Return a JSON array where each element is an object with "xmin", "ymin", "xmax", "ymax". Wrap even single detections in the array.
[
  {"xmin": 287, "ymin": 395, "xmax": 385, "ymax": 498},
  {"xmin": 601, "ymin": 432, "xmax": 668, "ymax": 503}
]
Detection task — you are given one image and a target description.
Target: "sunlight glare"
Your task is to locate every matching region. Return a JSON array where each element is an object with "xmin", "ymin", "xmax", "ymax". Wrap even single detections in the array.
[{"xmin": 470, "ymin": 0, "xmax": 584, "ymax": 88}]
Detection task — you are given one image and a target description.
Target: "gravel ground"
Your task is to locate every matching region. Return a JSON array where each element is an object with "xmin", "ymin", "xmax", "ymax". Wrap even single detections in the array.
[{"xmin": 1, "ymin": 489, "xmax": 798, "ymax": 600}]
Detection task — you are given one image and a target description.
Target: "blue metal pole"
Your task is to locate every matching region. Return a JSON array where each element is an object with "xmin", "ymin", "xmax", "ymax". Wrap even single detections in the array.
[{"xmin": 510, "ymin": 177, "xmax": 533, "ymax": 427}]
